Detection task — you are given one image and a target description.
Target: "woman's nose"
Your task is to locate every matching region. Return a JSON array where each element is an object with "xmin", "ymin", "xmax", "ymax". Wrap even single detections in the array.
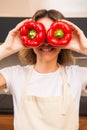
[
  {"xmin": 44, "ymin": 36, "xmax": 49, "ymax": 44},
  {"xmin": 44, "ymin": 40, "xmax": 49, "ymax": 46}
]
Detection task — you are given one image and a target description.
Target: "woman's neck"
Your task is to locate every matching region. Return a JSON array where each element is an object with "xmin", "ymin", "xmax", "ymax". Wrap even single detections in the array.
[{"xmin": 34, "ymin": 61, "xmax": 59, "ymax": 73}]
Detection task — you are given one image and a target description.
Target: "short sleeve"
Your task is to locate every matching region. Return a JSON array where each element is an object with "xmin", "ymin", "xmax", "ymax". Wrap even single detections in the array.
[
  {"xmin": 0, "ymin": 66, "xmax": 13, "ymax": 93},
  {"xmin": 0, "ymin": 65, "xmax": 30, "ymax": 94},
  {"xmin": 77, "ymin": 66, "xmax": 87, "ymax": 92},
  {"xmin": 65, "ymin": 65, "xmax": 87, "ymax": 93}
]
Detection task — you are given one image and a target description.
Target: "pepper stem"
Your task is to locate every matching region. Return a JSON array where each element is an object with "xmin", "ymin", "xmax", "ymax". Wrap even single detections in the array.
[
  {"xmin": 28, "ymin": 29, "xmax": 36, "ymax": 39},
  {"xmin": 54, "ymin": 29, "xmax": 64, "ymax": 39}
]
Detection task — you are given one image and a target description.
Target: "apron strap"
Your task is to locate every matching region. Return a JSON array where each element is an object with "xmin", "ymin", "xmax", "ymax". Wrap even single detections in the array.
[
  {"xmin": 22, "ymin": 65, "xmax": 34, "ymax": 97},
  {"xmin": 60, "ymin": 66, "xmax": 69, "ymax": 86},
  {"xmin": 60, "ymin": 66, "xmax": 72, "ymax": 115}
]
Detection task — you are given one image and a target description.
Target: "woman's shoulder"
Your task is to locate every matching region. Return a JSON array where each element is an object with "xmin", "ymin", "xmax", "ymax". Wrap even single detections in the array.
[
  {"xmin": 64, "ymin": 65, "xmax": 80, "ymax": 75},
  {"xmin": 0, "ymin": 64, "xmax": 32, "ymax": 74},
  {"xmin": 65, "ymin": 65, "xmax": 79, "ymax": 71},
  {"xmin": 64, "ymin": 64, "xmax": 87, "ymax": 77},
  {"xmin": 65, "ymin": 64, "xmax": 87, "ymax": 71}
]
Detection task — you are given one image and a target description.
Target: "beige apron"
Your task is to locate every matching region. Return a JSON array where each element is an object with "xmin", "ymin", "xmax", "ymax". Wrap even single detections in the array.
[{"xmin": 15, "ymin": 66, "xmax": 79, "ymax": 130}]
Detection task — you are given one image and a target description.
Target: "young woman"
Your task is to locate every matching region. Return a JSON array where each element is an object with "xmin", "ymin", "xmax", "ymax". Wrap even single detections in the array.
[{"xmin": 0, "ymin": 9, "xmax": 87, "ymax": 130}]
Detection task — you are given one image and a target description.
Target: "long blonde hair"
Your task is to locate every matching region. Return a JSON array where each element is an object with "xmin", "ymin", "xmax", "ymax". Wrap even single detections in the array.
[{"xmin": 19, "ymin": 9, "xmax": 75, "ymax": 65}]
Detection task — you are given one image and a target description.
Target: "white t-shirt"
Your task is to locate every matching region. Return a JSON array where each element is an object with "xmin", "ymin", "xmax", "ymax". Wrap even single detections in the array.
[{"xmin": 0, "ymin": 65, "xmax": 87, "ymax": 124}]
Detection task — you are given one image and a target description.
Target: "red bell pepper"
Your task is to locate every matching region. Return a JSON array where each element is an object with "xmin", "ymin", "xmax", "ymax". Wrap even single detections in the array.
[
  {"xmin": 20, "ymin": 21, "xmax": 46, "ymax": 47},
  {"xmin": 47, "ymin": 21, "xmax": 72, "ymax": 46}
]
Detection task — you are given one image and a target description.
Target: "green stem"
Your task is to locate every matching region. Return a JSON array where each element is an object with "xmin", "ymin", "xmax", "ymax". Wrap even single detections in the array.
[
  {"xmin": 54, "ymin": 29, "xmax": 64, "ymax": 39},
  {"xmin": 28, "ymin": 29, "xmax": 37, "ymax": 39}
]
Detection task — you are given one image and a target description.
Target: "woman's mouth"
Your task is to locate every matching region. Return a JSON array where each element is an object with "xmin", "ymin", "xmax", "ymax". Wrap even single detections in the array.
[
  {"xmin": 39, "ymin": 47, "xmax": 55, "ymax": 52},
  {"xmin": 39, "ymin": 44, "xmax": 56, "ymax": 52}
]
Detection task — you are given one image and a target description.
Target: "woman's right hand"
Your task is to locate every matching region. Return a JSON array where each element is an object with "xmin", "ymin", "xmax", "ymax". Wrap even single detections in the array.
[
  {"xmin": 4, "ymin": 19, "xmax": 32, "ymax": 52},
  {"xmin": 0, "ymin": 19, "xmax": 31, "ymax": 60}
]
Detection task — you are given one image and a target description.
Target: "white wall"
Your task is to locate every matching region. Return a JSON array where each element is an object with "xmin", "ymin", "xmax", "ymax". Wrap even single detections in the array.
[{"xmin": 0, "ymin": 0, "xmax": 87, "ymax": 17}]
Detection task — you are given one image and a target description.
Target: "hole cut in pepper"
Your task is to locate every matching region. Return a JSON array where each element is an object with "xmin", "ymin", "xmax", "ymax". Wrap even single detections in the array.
[{"xmin": 54, "ymin": 29, "xmax": 64, "ymax": 39}]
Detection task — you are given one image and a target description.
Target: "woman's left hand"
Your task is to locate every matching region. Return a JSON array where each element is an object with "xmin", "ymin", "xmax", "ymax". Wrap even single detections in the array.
[{"xmin": 61, "ymin": 20, "xmax": 87, "ymax": 55}]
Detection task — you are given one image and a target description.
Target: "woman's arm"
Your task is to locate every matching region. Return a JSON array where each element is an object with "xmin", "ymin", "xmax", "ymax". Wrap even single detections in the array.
[
  {"xmin": 0, "ymin": 74, "xmax": 6, "ymax": 89},
  {"xmin": 62, "ymin": 20, "xmax": 87, "ymax": 55},
  {"xmin": 0, "ymin": 19, "xmax": 31, "ymax": 89}
]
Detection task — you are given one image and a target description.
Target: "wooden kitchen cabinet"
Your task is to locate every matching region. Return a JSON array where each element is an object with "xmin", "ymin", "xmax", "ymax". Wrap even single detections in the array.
[{"xmin": 0, "ymin": 115, "xmax": 87, "ymax": 130}]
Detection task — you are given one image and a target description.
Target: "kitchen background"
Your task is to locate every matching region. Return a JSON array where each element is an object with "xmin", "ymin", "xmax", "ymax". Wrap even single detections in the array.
[{"xmin": 0, "ymin": 0, "xmax": 87, "ymax": 94}]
